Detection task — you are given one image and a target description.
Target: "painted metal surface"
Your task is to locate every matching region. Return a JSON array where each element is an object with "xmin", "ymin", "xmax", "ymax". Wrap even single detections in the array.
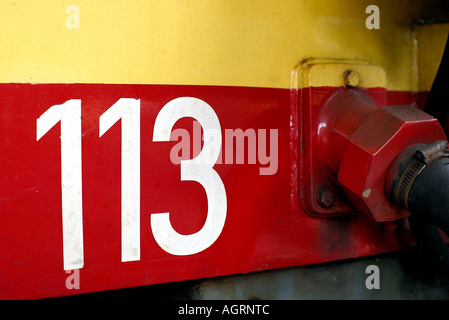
[
  {"xmin": 0, "ymin": 83, "xmax": 419, "ymax": 299},
  {"xmin": 0, "ymin": 0, "xmax": 446, "ymax": 92},
  {"xmin": 191, "ymin": 248, "xmax": 449, "ymax": 300},
  {"xmin": 0, "ymin": 0, "xmax": 448, "ymax": 299}
]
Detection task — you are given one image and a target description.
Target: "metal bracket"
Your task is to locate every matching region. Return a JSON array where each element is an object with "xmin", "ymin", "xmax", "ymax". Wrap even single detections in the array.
[{"xmin": 294, "ymin": 59, "xmax": 388, "ymax": 217}]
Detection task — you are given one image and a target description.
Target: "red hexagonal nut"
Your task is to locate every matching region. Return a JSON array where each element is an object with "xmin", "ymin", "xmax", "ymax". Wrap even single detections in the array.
[{"xmin": 337, "ymin": 105, "xmax": 446, "ymax": 222}]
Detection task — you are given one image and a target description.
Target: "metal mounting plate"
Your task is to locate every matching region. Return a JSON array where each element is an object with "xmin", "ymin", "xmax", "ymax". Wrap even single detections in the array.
[{"xmin": 294, "ymin": 59, "xmax": 388, "ymax": 217}]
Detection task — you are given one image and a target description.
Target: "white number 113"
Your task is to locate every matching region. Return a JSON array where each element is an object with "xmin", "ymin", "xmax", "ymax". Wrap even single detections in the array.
[{"xmin": 37, "ymin": 97, "xmax": 227, "ymax": 270}]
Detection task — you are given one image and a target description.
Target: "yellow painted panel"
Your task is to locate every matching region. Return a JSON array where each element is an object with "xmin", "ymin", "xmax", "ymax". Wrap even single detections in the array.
[
  {"xmin": 292, "ymin": 59, "xmax": 387, "ymax": 89},
  {"xmin": 0, "ymin": 0, "xmax": 447, "ymax": 90}
]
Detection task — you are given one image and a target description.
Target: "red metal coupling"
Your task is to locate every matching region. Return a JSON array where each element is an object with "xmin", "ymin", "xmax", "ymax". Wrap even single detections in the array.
[{"xmin": 316, "ymin": 89, "xmax": 446, "ymax": 222}]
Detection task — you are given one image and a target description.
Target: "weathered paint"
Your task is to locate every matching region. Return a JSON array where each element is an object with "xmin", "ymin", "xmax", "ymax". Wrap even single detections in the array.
[
  {"xmin": 0, "ymin": 0, "xmax": 447, "ymax": 91},
  {"xmin": 0, "ymin": 83, "xmax": 420, "ymax": 299},
  {"xmin": 0, "ymin": 0, "xmax": 448, "ymax": 299}
]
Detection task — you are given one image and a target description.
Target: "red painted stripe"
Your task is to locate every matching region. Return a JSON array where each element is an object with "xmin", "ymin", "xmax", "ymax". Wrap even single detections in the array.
[{"xmin": 0, "ymin": 84, "xmax": 423, "ymax": 298}]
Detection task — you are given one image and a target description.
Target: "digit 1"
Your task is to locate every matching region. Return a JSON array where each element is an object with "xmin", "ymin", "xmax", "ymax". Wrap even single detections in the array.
[
  {"xmin": 36, "ymin": 99, "xmax": 84, "ymax": 271},
  {"xmin": 99, "ymin": 98, "xmax": 141, "ymax": 262}
]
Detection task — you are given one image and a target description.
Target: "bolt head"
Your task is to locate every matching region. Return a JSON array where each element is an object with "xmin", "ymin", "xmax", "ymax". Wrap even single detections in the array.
[
  {"xmin": 317, "ymin": 189, "xmax": 335, "ymax": 208},
  {"xmin": 343, "ymin": 70, "xmax": 360, "ymax": 88}
]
